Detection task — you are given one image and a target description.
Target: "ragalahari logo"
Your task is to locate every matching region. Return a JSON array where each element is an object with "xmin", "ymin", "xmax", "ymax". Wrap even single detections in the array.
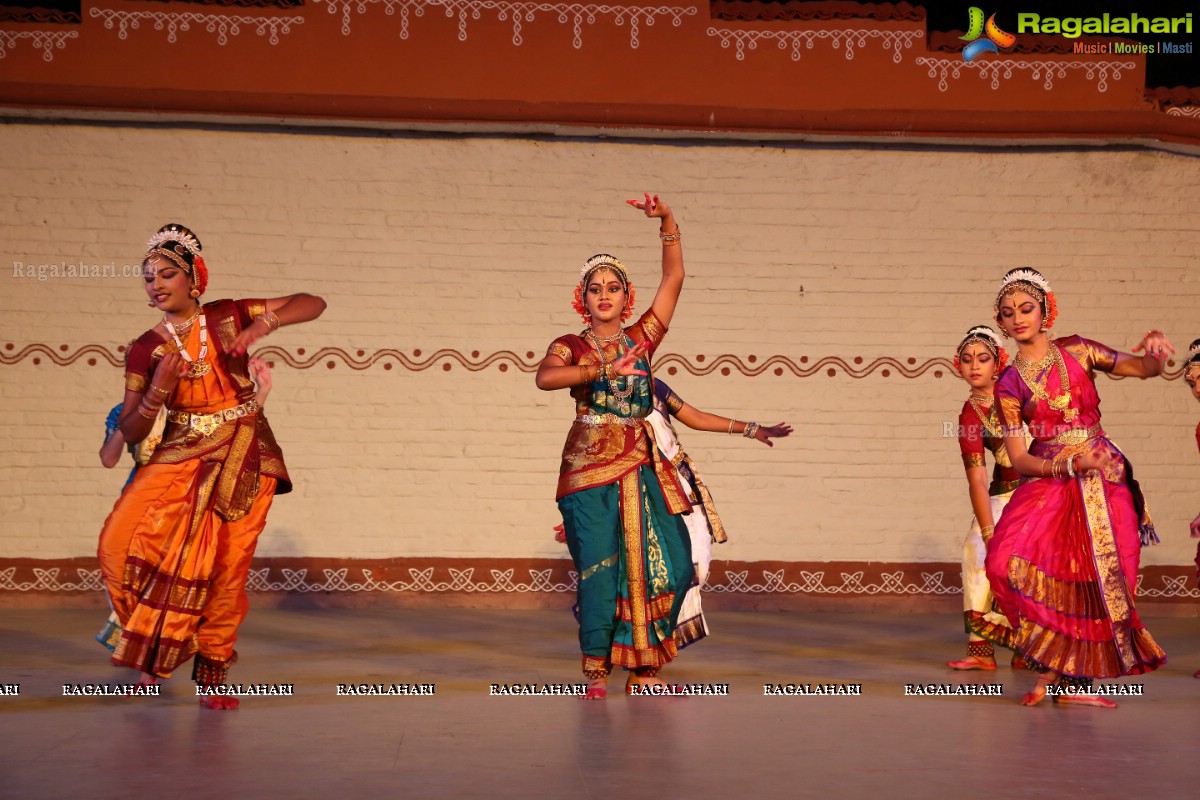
[{"xmin": 960, "ymin": 7, "xmax": 1017, "ymax": 62}]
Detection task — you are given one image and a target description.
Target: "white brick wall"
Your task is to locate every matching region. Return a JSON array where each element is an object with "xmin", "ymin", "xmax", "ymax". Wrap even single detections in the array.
[{"xmin": 1, "ymin": 123, "xmax": 1198, "ymax": 565}]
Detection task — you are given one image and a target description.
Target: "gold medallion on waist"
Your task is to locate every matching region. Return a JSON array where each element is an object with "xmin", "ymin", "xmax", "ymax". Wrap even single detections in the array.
[{"xmin": 167, "ymin": 399, "xmax": 260, "ymax": 436}]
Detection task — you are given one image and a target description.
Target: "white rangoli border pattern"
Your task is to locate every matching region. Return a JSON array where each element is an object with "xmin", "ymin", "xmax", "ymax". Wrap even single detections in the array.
[
  {"xmin": 312, "ymin": 0, "xmax": 696, "ymax": 48},
  {"xmin": 3, "ymin": 566, "xmax": 1198, "ymax": 598},
  {"xmin": 706, "ymin": 27, "xmax": 923, "ymax": 63},
  {"xmin": 915, "ymin": 56, "xmax": 1134, "ymax": 93},
  {"xmin": 0, "ymin": 30, "xmax": 78, "ymax": 62},
  {"xmin": 88, "ymin": 8, "xmax": 304, "ymax": 46}
]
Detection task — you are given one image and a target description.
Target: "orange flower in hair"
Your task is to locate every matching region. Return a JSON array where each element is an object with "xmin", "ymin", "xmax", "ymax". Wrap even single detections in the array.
[
  {"xmin": 193, "ymin": 255, "xmax": 209, "ymax": 296},
  {"xmin": 572, "ymin": 284, "xmax": 588, "ymax": 323},
  {"xmin": 1043, "ymin": 291, "xmax": 1058, "ymax": 330}
]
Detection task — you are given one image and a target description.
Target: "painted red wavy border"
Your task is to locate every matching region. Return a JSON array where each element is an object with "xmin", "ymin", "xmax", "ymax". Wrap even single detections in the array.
[{"xmin": 0, "ymin": 342, "xmax": 1188, "ymax": 380}]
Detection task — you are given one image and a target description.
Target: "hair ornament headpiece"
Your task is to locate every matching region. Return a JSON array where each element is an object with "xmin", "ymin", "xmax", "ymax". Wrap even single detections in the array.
[
  {"xmin": 573, "ymin": 253, "xmax": 635, "ymax": 324},
  {"xmin": 994, "ymin": 266, "xmax": 1057, "ymax": 332},
  {"xmin": 145, "ymin": 224, "xmax": 208, "ymax": 295},
  {"xmin": 954, "ymin": 324, "xmax": 1008, "ymax": 372},
  {"xmin": 995, "ymin": 268, "xmax": 1050, "ymax": 306},
  {"xmin": 579, "ymin": 254, "xmax": 629, "ymax": 289},
  {"xmin": 1185, "ymin": 339, "xmax": 1200, "ymax": 368},
  {"xmin": 146, "ymin": 226, "xmax": 202, "ymax": 259}
]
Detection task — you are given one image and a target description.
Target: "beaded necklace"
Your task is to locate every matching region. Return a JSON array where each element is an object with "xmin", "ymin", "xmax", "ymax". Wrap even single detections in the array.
[{"xmin": 164, "ymin": 307, "xmax": 210, "ymax": 379}]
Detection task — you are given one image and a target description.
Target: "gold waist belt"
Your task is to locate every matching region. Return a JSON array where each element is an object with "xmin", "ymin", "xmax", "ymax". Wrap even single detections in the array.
[
  {"xmin": 168, "ymin": 400, "xmax": 260, "ymax": 436},
  {"xmin": 576, "ymin": 413, "xmax": 644, "ymax": 427},
  {"xmin": 1039, "ymin": 424, "xmax": 1102, "ymax": 446}
]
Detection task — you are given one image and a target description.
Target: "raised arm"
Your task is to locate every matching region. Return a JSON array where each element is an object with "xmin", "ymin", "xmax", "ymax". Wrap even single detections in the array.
[
  {"xmin": 627, "ymin": 194, "xmax": 684, "ymax": 330},
  {"xmin": 230, "ymin": 293, "xmax": 328, "ymax": 357}
]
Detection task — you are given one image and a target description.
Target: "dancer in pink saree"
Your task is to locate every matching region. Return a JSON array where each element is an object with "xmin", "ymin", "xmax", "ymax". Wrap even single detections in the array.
[{"xmin": 984, "ymin": 268, "xmax": 1171, "ymax": 707}]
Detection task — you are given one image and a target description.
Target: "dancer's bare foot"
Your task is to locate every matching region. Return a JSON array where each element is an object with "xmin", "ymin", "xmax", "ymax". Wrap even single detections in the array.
[
  {"xmin": 1194, "ymin": 668, "xmax": 1200, "ymax": 679},
  {"xmin": 136, "ymin": 672, "xmax": 159, "ymax": 687},
  {"xmin": 198, "ymin": 693, "xmax": 240, "ymax": 710},
  {"xmin": 946, "ymin": 655, "xmax": 997, "ymax": 671},
  {"xmin": 625, "ymin": 674, "xmax": 680, "ymax": 696},
  {"xmin": 1053, "ymin": 693, "xmax": 1118, "ymax": 709},
  {"xmin": 1010, "ymin": 654, "xmax": 1029, "ymax": 670},
  {"xmin": 582, "ymin": 675, "xmax": 607, "ymax": 700},
  {"xmin": 1020, "ymin": 673, "xmax": 1054, "ymax": 706}
]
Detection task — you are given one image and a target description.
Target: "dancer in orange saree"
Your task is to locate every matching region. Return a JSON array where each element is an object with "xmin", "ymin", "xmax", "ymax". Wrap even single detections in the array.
[
  {"xmin": 985, "ymin": 268, "xmax": 1170, "ymax": 707},
  {"xmin": 536, "ymin": 194, "xmax": 691, "ymax": 699},
  {"xmin": 98, "ymin": 224, "xmax": 325, "ymax": 709}
]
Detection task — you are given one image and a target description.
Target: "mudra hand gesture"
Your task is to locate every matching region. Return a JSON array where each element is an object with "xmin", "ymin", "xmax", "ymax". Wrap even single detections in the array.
[
  {"xmin": 230, "ymin": 316, "xmax": 273, "ymax": 357},
  {"xmin": 753, "ymin": 423, "xmax": 794, "ymax": 448},
  {"xmin": 1075, "ymin": 441, "xmax": 1113, "ymax": 474},
  {"xmin": 1133, "ymin": 329, "xmax": 1174, "ymax": 361},
  {"xmin": 612, "ymin": 341, "xmax": 650, "ymax": 378},
  {"xmin": 627, "ymin": 193, "xmax": 673, "ymax": 223},
  {"xmin": 151, "ymin": 351, "xmax": 188, "ymax": 394}
]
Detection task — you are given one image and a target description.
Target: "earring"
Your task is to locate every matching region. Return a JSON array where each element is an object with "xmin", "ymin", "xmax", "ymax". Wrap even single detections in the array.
[{"xmin": 189, "ymin": 288, "xmax": 200, "ymax": 298}]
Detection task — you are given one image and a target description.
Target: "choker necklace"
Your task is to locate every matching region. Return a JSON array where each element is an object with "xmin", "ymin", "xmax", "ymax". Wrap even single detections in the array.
[
  {"xmin": 163, "ymin": 303, "xmax": 203, "ymax": 335},
  {"xmin": 969, "ymin": 391, "xmax": 993, "ymax": 404},
  {"xmin": 164, "ymin": 308, "xmax": 210, "ymax": 379},
  {"xmin": 587, "ymin": 327, "xmax": 624, "ymax": 344}
]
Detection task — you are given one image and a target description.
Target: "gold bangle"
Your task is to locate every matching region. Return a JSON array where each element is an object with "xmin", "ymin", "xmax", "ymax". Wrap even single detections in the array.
[
  {"xmin": 261, "ymin": 310, "xmax": 281, "ymax": 333},
  {"xmin": 727, "ymin": 419, "xmax": 737, "ymax": 435},
  {"xmin": 658, "ymin": 227, "xmax": 681, "ymax": 243},
  {"xmin": 136, "ymin": 402, "xmax": 159, "ymax": 419},
  {"xmin": 148, "ymin": 384, "xmax": 169, "ymax": 397}
]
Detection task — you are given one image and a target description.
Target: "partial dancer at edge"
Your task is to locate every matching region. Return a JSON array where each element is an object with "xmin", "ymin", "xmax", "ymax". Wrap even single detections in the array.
[
  {"xmin": 985, "ymin": 267, "xmax": 1169, "ymax": 707},
  {"xmin": 1184, "ymin": 339, "xmax": 1200, "ymax": 678},
  {"xmin": 945, "ymin": 325, "xmax": 1025, "ymax": 671},
  {"xmin": 536, "ymin": 194, "xmax": 692, "ymax": 699},
  {"xmin": 98, "ymin": 224, "xmax": 325, "ymax": 709}
]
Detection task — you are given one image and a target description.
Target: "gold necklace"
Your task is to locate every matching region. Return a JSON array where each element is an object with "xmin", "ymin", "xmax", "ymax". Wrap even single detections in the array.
[
  {"xmin": 1015, "ymin": 343, "xmax": 1077, "ymax": 422},
  {"xmin": 163, "ymin": 303, "xmax": 202, "ymax": 334},
  {"xmin": 968, "ymin": 395, "xmax": 1002, "ymax": 438},
  {"xmin": 587, "ymin": 327, "xmax": 624, "ymax": 344},
  {"xmin": 585, "ymin": 330, "xmax": 634, "ymax": 402}
]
